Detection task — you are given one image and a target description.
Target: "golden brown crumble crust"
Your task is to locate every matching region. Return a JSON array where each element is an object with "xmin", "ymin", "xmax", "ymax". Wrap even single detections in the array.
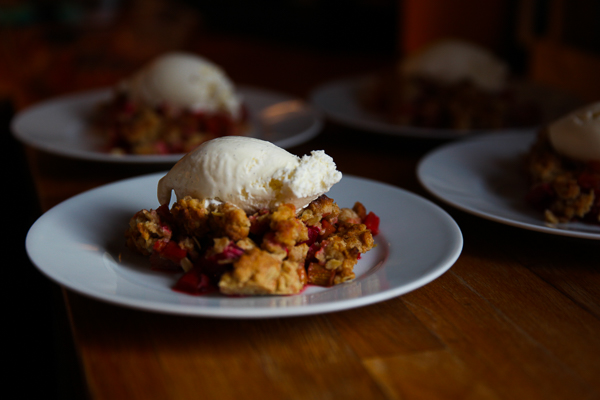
[
  {"xmin": 526, "ymin": 129, "xmax": 599, "ymax": 223},
  {"xmin": 94, "ymin": 92, "xmax": 248, "ymax": 155},
  {"xmin": 125, "ymin": 195, "xmax": 377, "ymax": 296}
]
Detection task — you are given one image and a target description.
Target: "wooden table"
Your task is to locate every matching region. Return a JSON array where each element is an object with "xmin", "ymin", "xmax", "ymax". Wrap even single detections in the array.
[{"xmin": 6, "ymin": 17, "xmax": 600, "ymax": 400}]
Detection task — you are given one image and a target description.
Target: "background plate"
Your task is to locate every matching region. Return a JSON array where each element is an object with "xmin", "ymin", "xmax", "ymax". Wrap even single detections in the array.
[
  {"xmin": 12, "ymin": 86, "xmax": 323, "ymax": 163},
  {"xmin": 418, "ymin": 131, "xmax": 600, "ymax": 239}
]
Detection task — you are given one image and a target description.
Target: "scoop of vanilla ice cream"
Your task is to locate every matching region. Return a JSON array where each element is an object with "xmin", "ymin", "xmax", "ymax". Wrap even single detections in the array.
[
  {"xmin": 157, "ymin": 137, "xmax": 342, "ymax": 213},
  {"xmin": 548, "ymin": 102, "xmax": 600, "ymax": 162},
  {"xmin": 120, "ymin": 52, "xmax": 241, "ymax": 117},
  {"xmin": 400, "ymin": 39, "xmax": 508, "ymax": 92}
]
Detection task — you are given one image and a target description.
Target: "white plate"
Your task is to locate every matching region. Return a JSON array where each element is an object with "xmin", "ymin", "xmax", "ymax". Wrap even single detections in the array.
[
  {"xmin": 310, "ymin": 74, "xmax": 579, "ymax": 139},
  {"xmin": 26, "ymin": 174, "xmax": 463, "ymax": 318},
  {"xmin": 418, "ymin": 131, "xmax": 600, "ymax": 240},
  {"xmin": 11, "ymin": 86, "xmax": 323, "ymax": 163}
]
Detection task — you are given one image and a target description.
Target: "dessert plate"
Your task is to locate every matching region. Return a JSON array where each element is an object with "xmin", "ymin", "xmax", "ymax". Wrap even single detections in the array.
[
  {"xmin": 418, "ymin": 131, "xmax": 600, "ymax": 239},
  {"xmin": 310, "ymin": 74, "xmax": 579, "ymax": 139},
  {"xmin": 11, "ymin": 86, "xmax": 323, "ymax": 163},
  {"xmin": 26, "ymin": 174, "xmax": 463, "ymax": 318}
]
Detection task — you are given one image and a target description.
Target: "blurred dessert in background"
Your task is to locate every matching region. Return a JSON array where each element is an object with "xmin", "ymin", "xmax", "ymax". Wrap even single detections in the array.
[
  {"xmin": 93, "ymin": 52, "xmax": 248, "ymax": 155},
  {"xmin": 526, "ymin": 102, "xmax": 600, "ymax": 224},
  {"xmin": 361, "ymin": 39, "xmax": 541, "ymax": 131}
]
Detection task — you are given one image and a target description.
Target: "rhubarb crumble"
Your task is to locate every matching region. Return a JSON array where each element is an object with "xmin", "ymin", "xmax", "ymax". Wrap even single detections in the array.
[
  {"xmin": 93, "ymin": 92, "xmax": 248, "ymax": 155},
  {"xmin": 124, "ymin": 195, "xmax": 379, "ymax": 296},
  {"xmin": 525, "ymin": 129, "xmax": 600, "ymax": 224}
]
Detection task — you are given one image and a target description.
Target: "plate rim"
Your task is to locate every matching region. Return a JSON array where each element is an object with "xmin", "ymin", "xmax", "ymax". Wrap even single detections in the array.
[
  {"xmin": 11, "ymin": 85, "xmax": 323, "ymax": 164},
  {"xmin": 417, "ymin": 130, "xmax": 600, "ymax": 240},
  {"xmin": 26, "ymin": 173, "xmax": 463, "ymax": 318}
]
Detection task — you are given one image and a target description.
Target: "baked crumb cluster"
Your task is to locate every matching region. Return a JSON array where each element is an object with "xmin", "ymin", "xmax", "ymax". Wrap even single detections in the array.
[
  {"xmin": 125, "ymin": 195, "xmax": 378, "ymax": 296},
  {"xmin": 361, "ymin": 73, "xmax": 539, "ymax": 130},
  {"xmin": 93, "ymin": 92, "xmax": 248, "ymax": 155},
  {"xmin": 525, "ymin": 129, "xmax": 600, "ymax": 224}
]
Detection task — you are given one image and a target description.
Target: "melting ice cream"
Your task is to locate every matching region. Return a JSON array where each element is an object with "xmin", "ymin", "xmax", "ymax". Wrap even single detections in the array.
[
  {"xmin": 157, "ymin": 137, "xmax": 342, "ymax": 213},
  {"xmin": 548, "ymin": 102, "xmax": 600, "ymax": 162},
  {"xmin": 400, "ymin": 39, "xmax": 509, "ymax": 92}
]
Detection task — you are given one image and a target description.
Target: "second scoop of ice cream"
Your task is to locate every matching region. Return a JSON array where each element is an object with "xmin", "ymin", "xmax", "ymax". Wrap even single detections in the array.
[
  {"xmin": 548, "ymin": 102, "xmax": 600, "ymax": 162},
  {"xmin": 120, "ymin": 52, "xmax": 241, "ymax": 117},
  {"xmin": 400, "ymin": 39, "xmax": 508, "ymax": 92},
  {"xmin": 157, "ymin": 137, "xmax": 342, "ymax": 213}
]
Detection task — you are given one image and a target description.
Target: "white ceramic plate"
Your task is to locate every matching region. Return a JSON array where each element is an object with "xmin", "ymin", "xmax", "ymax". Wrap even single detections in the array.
[
  {"xmin": 26, "ymin": 174, "xmax": 463, "ymax": 318},
  {"xmin": 310, "ymin": 74, "xmax": 579, "ymax": 139},
  {"xmin": 11, "ymin": 86, "xmax": 323, "ymax": 163},
  {"xmin": 418, "ymin": 131, "xmax": 600, "ymax": 239}
]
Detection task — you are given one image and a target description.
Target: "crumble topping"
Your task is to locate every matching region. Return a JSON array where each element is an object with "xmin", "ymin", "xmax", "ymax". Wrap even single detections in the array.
[
  {"xmin": 125, "ymin": 195, "xmax": 379, "ymax": 296},
  {"xmin": 93, "ymin": 92, "xmax": 249, "ymax": 155},
  {"xmin": 525, "ymin": 129, "xmax": 600, "ymax": 224}
]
